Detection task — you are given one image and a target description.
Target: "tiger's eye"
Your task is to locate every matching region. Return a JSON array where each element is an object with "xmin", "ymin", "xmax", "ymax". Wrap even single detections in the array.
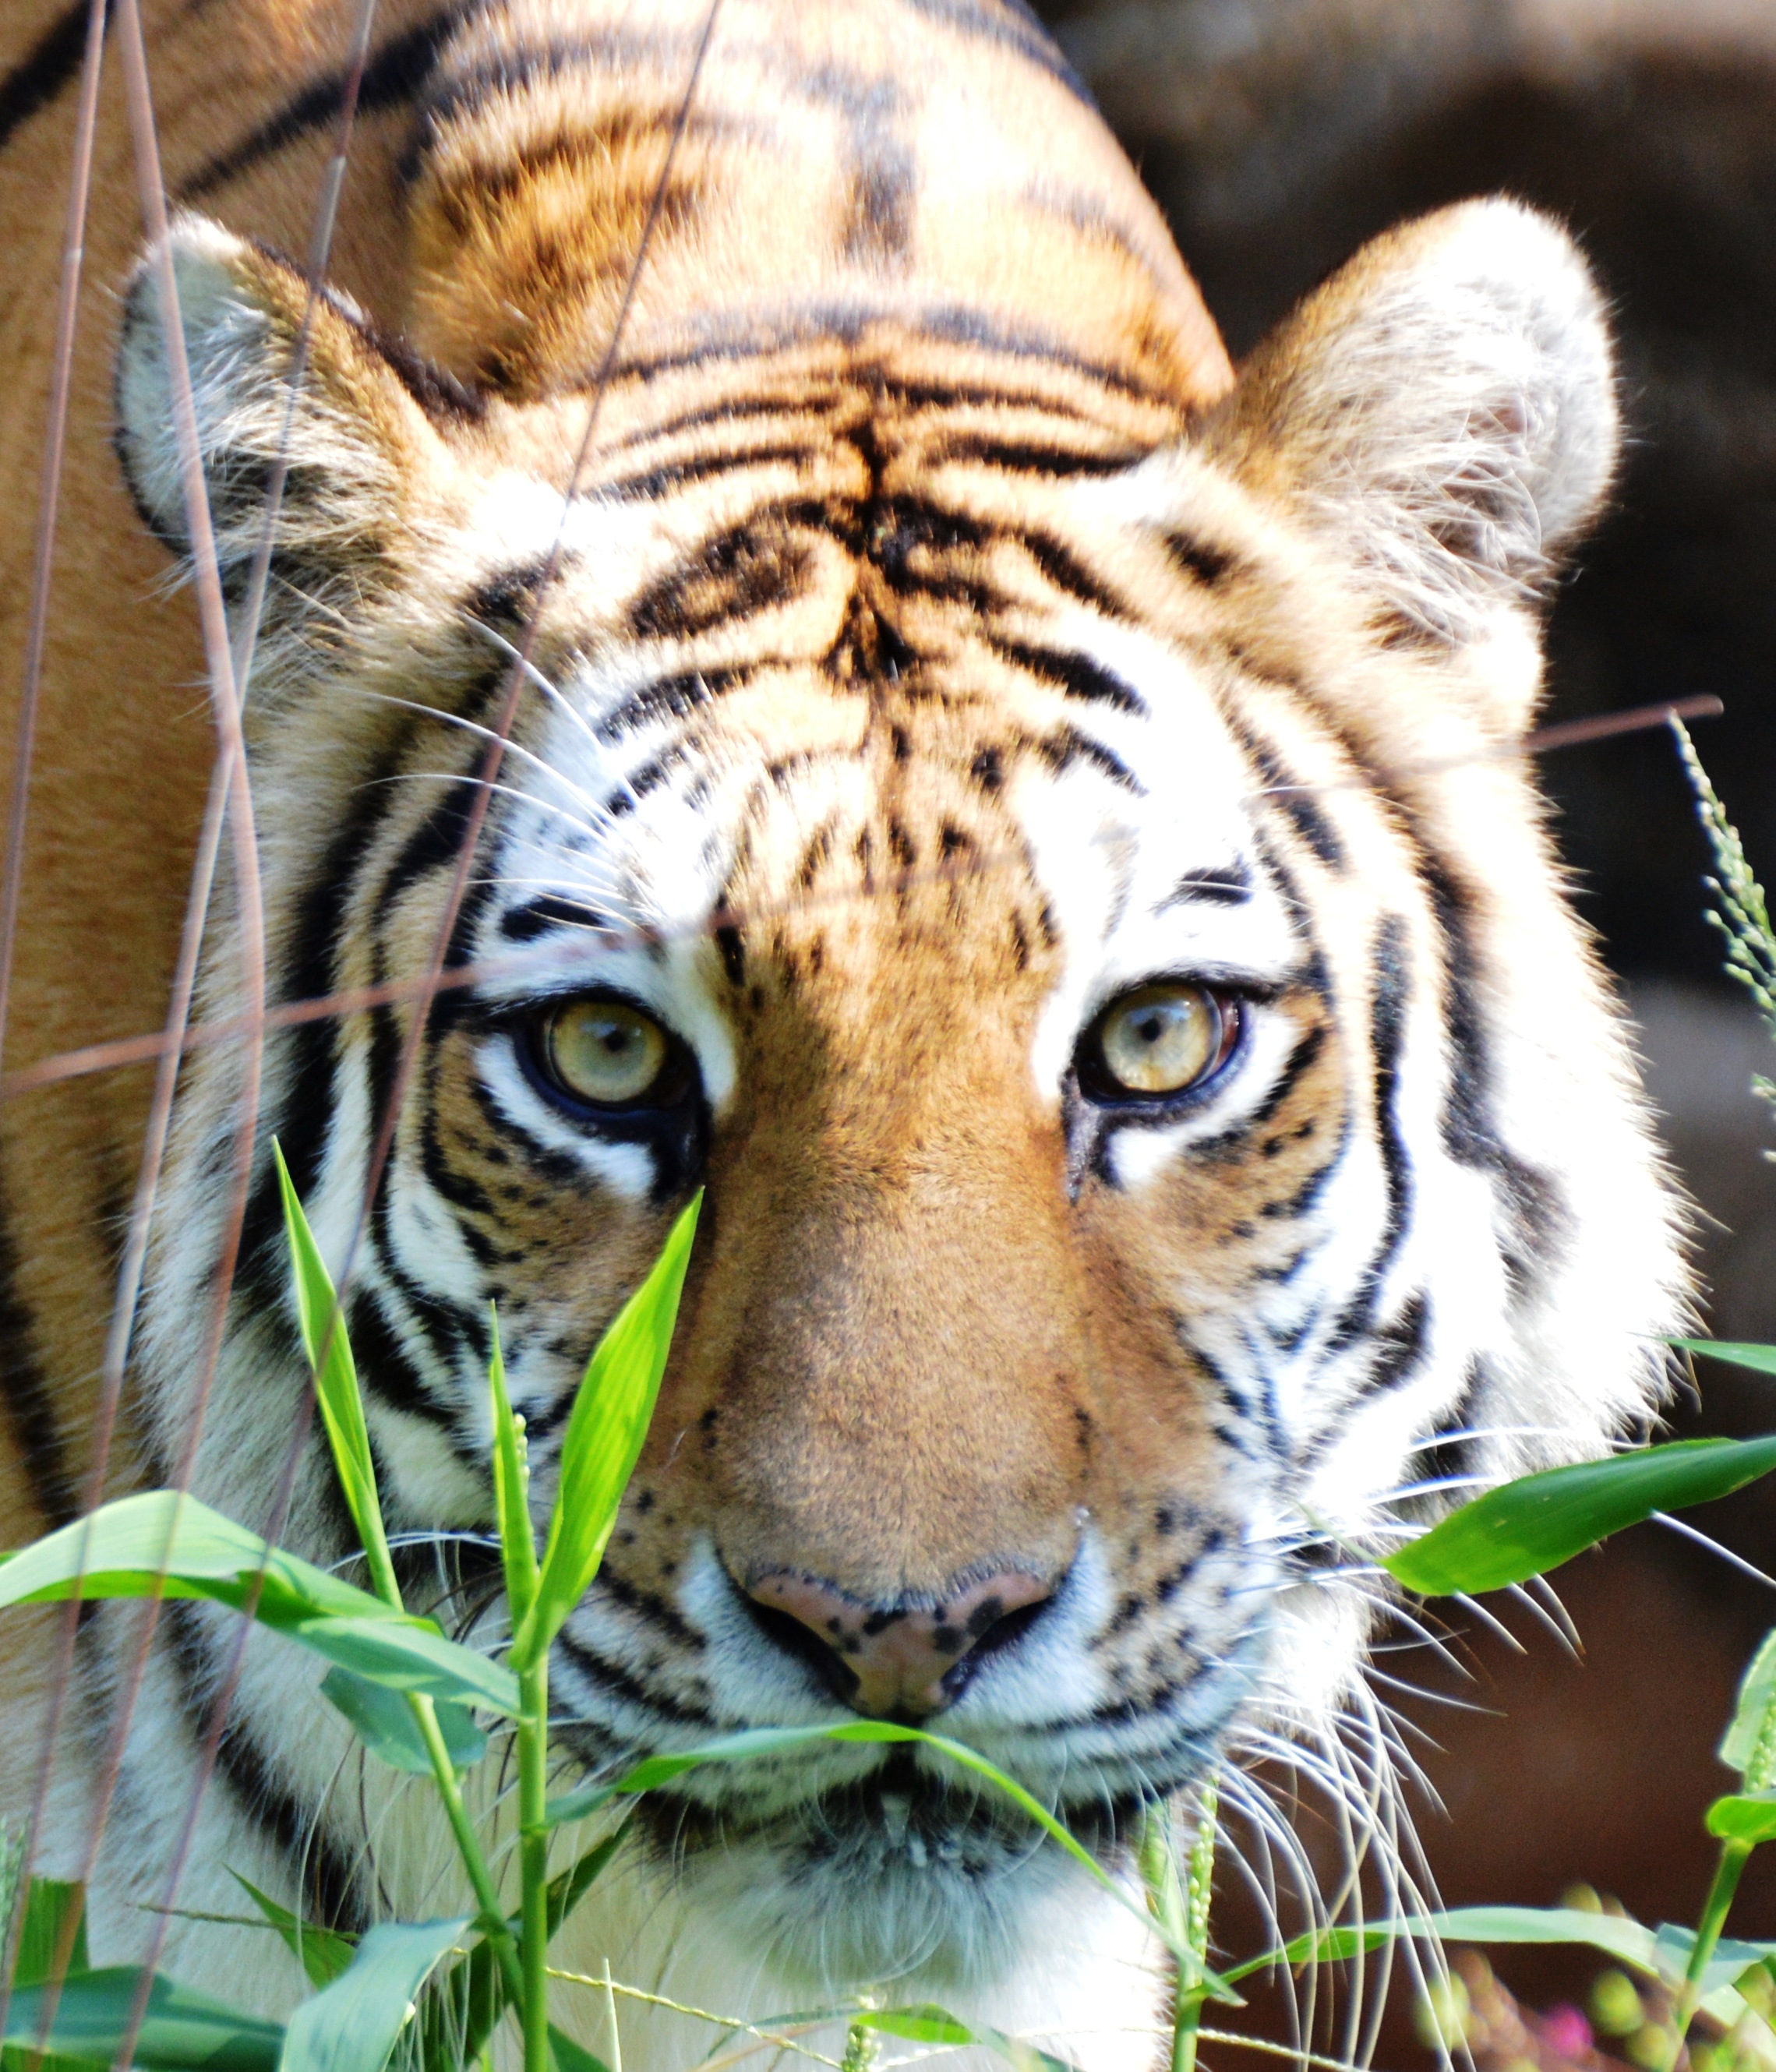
[
  {"xmin": 1090, "ymin": 983, "xmax": 1231, "ymax": 1099},
  {"xmin": 539, "ymin": 999, "xmax": 672, "ymax": 1107}
]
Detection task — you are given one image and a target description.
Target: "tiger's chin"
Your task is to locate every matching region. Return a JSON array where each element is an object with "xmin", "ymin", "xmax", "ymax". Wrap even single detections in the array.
[{"xmin": 630, "ymin": 1751, "xmax": 1144, "ymax": 1994}]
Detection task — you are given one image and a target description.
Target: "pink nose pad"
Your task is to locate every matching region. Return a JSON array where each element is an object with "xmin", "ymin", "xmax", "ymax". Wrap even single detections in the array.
[{"xmin": 746, "ymin": 1569, "xmax": 1054, "ymax": 1716}]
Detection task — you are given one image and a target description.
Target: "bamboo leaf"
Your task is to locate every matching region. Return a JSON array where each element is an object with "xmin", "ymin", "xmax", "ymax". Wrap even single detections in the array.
[
  {"xmin": 321, "ymin": 1669, "xmax": 486, "ymax": 1777},
  {"xmin": 5, "ymin": 1968, "xmax": 284, "ymax": 2072},
  {"xmin": 0, "ymin": 1491, "xmax": 518, "ymax": 1716},
  {"xmin": 274, "ymin": 1145, "xmax": 397, "ymax": 1608},
  {"xmin": 856, "ymin": 2006, "xmax": 1077, "ymax": 2072},
  {"xmin": 1721, "ymin": 1630, "xmax": 1776, "ymax": 1775},
  {"xmin": 516, "ymin": 1195, "xmax": 701, "ymax": 1671},
  {"xmin": 1382, "ymin": 1438, "xmax": 1776, "ymax": 1596},
  {"xmin": 1223, "ymin": 1908, "xmax": 1659, "ymax": 1984},
  {"xmin": 231, "ymin": 1875, "xmax": 357, "ymax": 1990},
  {"xmin": 12, "ymin": 1877, "xmax": 88, "ymax": 1986},
  {"xmin": 1674, "ymin": 1340, "xmax": 1776, "ymax": 1378},
  {"xmin": 547, "ymin": 2025, "xmax": 610, "ymax": 2072},
  {"xmin": 487, "ymin": 1306, "xmax": 538, "ymax": 1637},
  {"xmin": 279, "ymin": 1918, "xmax": 468, "ymax": 2072}
]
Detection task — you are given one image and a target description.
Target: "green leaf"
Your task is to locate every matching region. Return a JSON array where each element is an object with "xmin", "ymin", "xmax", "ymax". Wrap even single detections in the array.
[
  {"xmin": 1382, "ymin": 1437, "xmax": 1776, "ymax": 1596},
  {"xmin": 856, "ymin": 2007, "xmax": 1076, "ymax": 2072},
  {"xmin": 1223, "ymin": 1908, "xmax": 1659, "ymax": 1985},
  {"xmin": 321, "ymin": 1668, "xmax": 486, "ymax": 1777},
  {"xmin": 547, "ymin": 2026, "xmax": 610, "ymax": 2072},
  {"xmin": 1673, "ymin": 1340, "xmax": 1776, "ymax": 1378},
  {"xmin": 418, "ymin": 1828, "xmax": 630, "ymax": 2072},
  {"xmin": 230, "ymin": 1876, "xmax": 357, "ymax": 1989},
  {"xmin": 5, "ymin": 1968, "xmax": 284, "ymax": 2072},
  {"xmin": 275, "ymin": 1145, "xmax": 398, "ymax": 1611},
  {"xmin": 280, "ymin": 1918, "xmax": 468, "ymax": 2072},
  {"xmin": 543, "ymin": 1720, "xmax": 1237, "ymax": 1997},
  {"xmin": 1721, "ymin": 1630, "xmax": 1776, "ymax": 1776},
  {"xmin": 1707, "ymin": 1791, "xmax": 1776, "ymax": 1844},
  {"xmin": 1651, "ymin": 1925, "xmax": 1776, "ymax": 1996},
  {"xmin": 0, "ymin": 1491, "xmax": 519, "ymax": 1717},
  {"xmin": 12, "ymin": 1878, "xmax": 89, "ymax": 1986},
  {"xmin": 515, "ymin": 1194, "xmax": 701, "ymax": 1671},
  {"xmin": 487, "ymin": 1306, "xmax": 538, "ymax": 1636}
]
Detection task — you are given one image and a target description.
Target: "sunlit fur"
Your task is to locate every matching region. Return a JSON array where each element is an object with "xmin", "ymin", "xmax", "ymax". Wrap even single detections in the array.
[{"xmin": 0, "ymin": 2, "xmax": 1686, "ymax": 2067}]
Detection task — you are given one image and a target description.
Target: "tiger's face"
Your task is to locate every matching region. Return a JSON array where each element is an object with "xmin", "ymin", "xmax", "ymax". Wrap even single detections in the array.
[{"xmin": 118, "ymin": 201, "xmax": 1681, "ymax": 1993}]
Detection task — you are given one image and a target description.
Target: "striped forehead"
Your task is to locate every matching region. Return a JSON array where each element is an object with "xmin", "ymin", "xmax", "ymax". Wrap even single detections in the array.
[{"xmin": 470, "ymin": 573, "xmax": 1308, "ymax": 1107}]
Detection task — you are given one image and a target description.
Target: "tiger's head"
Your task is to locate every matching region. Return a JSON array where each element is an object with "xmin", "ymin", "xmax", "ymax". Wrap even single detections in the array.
[{"xmin": 114, "ymin": 193, "xmax": 1682, "ymax": 2001}]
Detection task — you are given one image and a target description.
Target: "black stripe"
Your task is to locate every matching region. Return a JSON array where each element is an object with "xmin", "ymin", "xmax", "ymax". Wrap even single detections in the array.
[
  {"xmin": 0, "ymin": 0, "xmax": 101, "ymax": 157},
  {"xmin": 934, "ymin": 433, "xmax": 1138, "ymax": 477},
  {"xmin": 596, "ymin": 663, "xmax": 758, "ymax": 741},
  {"xmin": 501, "ymin": 894, "xmax": 607, "ymax": 942},
  {"xmin": 1421, "ymin": 851, "xmax": 1570, "ymax": 1292},
  {"xmin": 989, "ymin": 634, "xmax": 1144, "ymax": 715},
  {"xmin": 1326, "ymin": 916, "xmax": 1414, "ymax": 1350},
  {"xmin": 1162, "ymin": 863, "xmax": 1252, "ymax": 909},
  {"xmin": 0, "ymin": 1167, "xmax": 72, "ymax": 1529},
  {"xmin": 567, "ymin": 302, "xmax": 1167, "ymax": 404},
  {"xmin": 178, "ymin": 2, "xmax": 477, "ymax": 200},
  {"xmin": 1357, "ymin": 1290, "xmax": 1430, "ymax": 1399},
  {"xmin": 1234, "ymin": 722, "xmax": 1347, "ymax": 873},
  {"xmin": 600, "ymin": 443, "xmax": 826, "ymax": 503},
  {"xmin": 235, "ymin": 722, "xmax": 424, "ymax": 1307},
  {"xmin": 161, "ymin": 1602, "xmax": 364, "ymax": 1932},
  {"xmin": 1032, "ymin": 724, "xmax": 1142, "ymax": 793},
  {"xmin": 345, "ymin": 1288, "xmax": 459, "ymax": 1433},
  {"xmin": 1163, "ymin": 530, "xmax": 1242, "ymax": 588}
]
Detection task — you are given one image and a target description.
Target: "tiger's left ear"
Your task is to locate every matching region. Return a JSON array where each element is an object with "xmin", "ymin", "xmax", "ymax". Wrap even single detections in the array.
[
  {"xmin": 115, "ymin": 214, "xmax": 469, "ymax": 647},
  {"xmin": 1202, "ymin": 198, "xmax": 1617, "ymax": 674}
]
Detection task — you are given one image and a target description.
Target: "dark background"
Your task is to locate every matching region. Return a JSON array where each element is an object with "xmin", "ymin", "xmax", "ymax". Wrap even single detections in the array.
[{"xmin": 1034, "ymin": 0, "xmax": 1776, "ymax": 2052}]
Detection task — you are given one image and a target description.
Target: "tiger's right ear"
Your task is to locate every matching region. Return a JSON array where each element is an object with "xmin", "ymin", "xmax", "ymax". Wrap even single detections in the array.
[{"xmin": 115, "ymin": 215, "xmax": 474, "ymax": 627}]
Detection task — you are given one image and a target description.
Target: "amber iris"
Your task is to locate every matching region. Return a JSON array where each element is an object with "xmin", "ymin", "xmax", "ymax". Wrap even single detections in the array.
[
  {"xmin": 1088, "ymin": 983, "xmax": 1234, "ymax": 1100},
  {"xmin": 538, "ymin": 998, "xmax": 673, "ymax": 1107}
]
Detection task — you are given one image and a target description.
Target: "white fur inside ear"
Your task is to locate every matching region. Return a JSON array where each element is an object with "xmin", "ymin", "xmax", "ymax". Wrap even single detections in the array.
[
  {"xmin": 1212, "ymin": 197, "xmax": 1619, "ymax": 648},
  {"xmin": 116, "ymin": 217, "xmax": 280, "ymax": 542},
  {"xmin": 114, "ymin": 214, "xmax": 395, "ymax": 568}
]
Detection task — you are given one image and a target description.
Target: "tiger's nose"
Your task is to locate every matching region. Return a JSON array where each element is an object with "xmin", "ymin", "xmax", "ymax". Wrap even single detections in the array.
[{"xmin": 744, "ymin": 1569, "xmax": 1055, "ymax": 1717}]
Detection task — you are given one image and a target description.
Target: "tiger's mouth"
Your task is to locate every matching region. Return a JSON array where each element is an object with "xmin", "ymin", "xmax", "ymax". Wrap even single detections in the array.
[
  {"xmin": 620, "ymin": 1745, "xmax": 1144, "ymax": 1991},
  {"xmin": 631, "ymin": 1744, "xmax": 1129, "ymax": 1872}
]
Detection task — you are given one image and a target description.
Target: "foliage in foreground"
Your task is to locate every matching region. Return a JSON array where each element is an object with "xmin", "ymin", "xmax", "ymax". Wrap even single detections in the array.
[{"xmin": 8, "ymin": 723, "xmax": 1776, "ymax": 2072}]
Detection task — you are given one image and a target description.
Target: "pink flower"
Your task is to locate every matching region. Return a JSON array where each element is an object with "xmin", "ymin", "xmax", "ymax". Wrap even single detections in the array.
[{"xmin": 1541, "ymin": 2005, "xmax": 1594, "ymax": 2060}]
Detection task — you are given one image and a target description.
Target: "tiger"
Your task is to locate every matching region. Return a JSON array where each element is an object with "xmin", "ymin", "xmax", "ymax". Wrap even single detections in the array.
[{"xmin": 0, "ymin": 0, "xmax": 1687, "ymax": 2067}]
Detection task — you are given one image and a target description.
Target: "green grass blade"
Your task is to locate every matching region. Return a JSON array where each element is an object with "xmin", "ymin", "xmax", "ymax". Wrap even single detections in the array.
[
  {"xmin": 274, "ymin": 1146, "xmax": 398, "ymax": 1611},
  {"xmin": 547, "ymin": 2024, "xmax": 611, "ymax": 2072},
  {"xmin": 1673, "ymin": 1339, "xmax": 1776, "ymax": 1378},
  {"xmin": 0, "ymin": 1491, "xmax": 519, "ymax": 1715},
  {"xmin": 856, "ymin": 2005, "xmax": 1078, "ymax": 2072},
  {"xmin": 515, "ymin": 1194, "xmax": 701, "ymax": 1671},
  {"xmin": 488, "ymin": 1305, "xmax": 538, "ymax": 1636},
  {"xmin": 230, "ymin": 1876, "xmax": 357, "ymax": 1990},
  {"xmin": 12, "ymin": 1878, "xmax": 88, "ymax": 1986},
  {"xmin": 543, "ymin": 1719, "xmax": 1235, "ymax": 1994},
  {"xmin": 321, "ymin": 1668, "xmax": 486, "ymax": 1777},
  {"xmin": 1223, "ymin": 1907, "xmax": 1661, "ymax": 1986},
  {"xmin": 1382, "ymin": 1436, "xmax": 1776, "ymax": 1596},
  {"xmin": 280, "ymin": 1918, "xmax": 468, "ymax": 2072},
  {"xmin": 5, "ymin": 1968, "xmax": 284, "ymax": 2072}
]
